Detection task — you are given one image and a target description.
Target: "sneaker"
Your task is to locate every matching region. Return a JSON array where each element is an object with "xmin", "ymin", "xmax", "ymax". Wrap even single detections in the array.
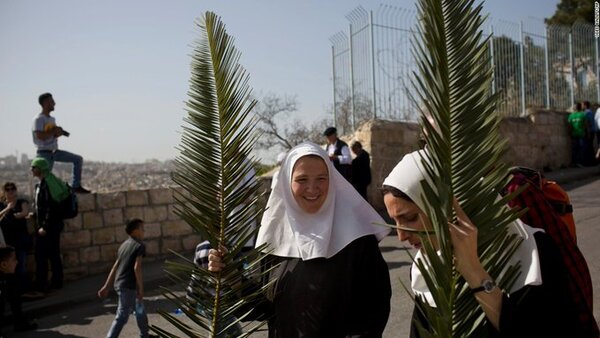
[{"xmin": 73, "ymin": 186, "xmax": 91, "ymax": 194}]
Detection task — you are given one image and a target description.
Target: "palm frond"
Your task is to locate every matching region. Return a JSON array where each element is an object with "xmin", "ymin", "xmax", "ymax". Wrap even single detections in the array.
[
  {"xmin": 410, "ymin": 0, "xmax": 523, "ymax": 336},
  {"xmin": 153, "ymin": 12, "xmax": 270, "ymax": 337}
]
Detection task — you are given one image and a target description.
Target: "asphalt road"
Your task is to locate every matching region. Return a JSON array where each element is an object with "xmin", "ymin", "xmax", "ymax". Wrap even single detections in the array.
[{"xmin": 7, "ymin": 177, "xmax": 600, "ymax": 337}]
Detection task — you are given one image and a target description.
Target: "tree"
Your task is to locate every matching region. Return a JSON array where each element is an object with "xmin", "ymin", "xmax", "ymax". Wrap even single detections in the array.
[
  {"xmin": 545, "ymin": 0, "xmax": 594, "ymax": 25},
  {"xmin": 254, "ymin": 93, "xmax": 331, "ymax": 153}
]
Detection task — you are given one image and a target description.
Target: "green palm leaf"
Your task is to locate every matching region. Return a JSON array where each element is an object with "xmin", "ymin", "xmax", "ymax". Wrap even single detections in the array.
[
  {"xmin": 152, "ymin": 12, "xmax": 271, "ymax": 337},
  {"xmin": 410, "ymin": 0, "xmax": 523, "ymax": 336}
]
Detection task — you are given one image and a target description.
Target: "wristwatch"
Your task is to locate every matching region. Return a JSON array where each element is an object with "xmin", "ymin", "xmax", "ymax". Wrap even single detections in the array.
[{"xmin": 470, "ymin": 279, "xmax": 496, "ymax": 294}]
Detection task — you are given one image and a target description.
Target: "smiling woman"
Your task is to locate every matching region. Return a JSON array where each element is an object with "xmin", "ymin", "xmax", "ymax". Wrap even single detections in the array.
[
  {"xmin": 290, "ymin": 155, "xmax": 329, "ymax": 214},
  {"xmin": 208, "ymin": 142, "xmax": 392, "ymax": 337}
]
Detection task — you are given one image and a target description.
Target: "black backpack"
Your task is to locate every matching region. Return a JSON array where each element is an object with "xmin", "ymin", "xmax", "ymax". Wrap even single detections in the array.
[{"xmin": 59, "ymin": 186, "xmax": 78, "ymax": 219}]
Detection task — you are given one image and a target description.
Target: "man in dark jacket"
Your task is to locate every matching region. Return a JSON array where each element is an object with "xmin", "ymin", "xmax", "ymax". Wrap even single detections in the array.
[
  {"xmin": 31, "ymin": 158, "xmax": 65, "ymax": 293},
  {"xmin": 324, "ymin": 127, "xmax": 352, "ymax": 182}
]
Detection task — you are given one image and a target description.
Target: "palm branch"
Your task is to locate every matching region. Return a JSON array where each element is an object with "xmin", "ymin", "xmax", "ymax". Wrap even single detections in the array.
[
  {"xmin": 409, "ymin": 0, "xmax": 524, "ymax": 336},
  {"xmin": 152, "ymin": 12, "xmax": 271, "ymax": 337}
]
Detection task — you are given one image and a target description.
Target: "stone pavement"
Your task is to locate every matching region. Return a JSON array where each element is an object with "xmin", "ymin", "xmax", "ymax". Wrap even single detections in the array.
[{"xmin": 20, "ymin": 165, "xmax": 600, "ymax": 323}]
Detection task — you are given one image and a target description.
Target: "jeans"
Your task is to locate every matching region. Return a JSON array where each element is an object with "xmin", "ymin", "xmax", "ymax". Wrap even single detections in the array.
[
  {"xmin": 107, "ymin": 288, "xmax": 149, "ymax": 338},
  {"xmin": 34, "ymin": 230, "xmax": 63, "ymax": 291},
  {"xmin": 36, "ymin": 149, "xmax": 83, "ymax": 188}
]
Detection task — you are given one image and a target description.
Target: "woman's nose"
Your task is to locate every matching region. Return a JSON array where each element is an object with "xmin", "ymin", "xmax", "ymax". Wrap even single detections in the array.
[{"xmin": 397, "ymin": 228, "xmax": 410, "ymax": 242}]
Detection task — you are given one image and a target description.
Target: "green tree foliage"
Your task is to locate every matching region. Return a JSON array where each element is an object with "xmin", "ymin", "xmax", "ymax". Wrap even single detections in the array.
[
  {"xmin": 410, "ymin": 0, "xmax": 522, "ymax": 336},
  {"xmin": 153, "ymin": 12, "xmax": 271, "ymax": 337},
  {"xmin": 545, "ymin": 0, "xmax": 594, "ymax": 25}
]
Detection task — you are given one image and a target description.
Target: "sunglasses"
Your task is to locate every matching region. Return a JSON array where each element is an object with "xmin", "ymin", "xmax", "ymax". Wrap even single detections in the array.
[{"xmin": 4, "ymin": 187, "xmax": 16, "ymax": 192}]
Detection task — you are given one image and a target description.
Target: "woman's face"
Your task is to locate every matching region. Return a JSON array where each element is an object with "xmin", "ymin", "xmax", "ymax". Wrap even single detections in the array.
[
  {"xmin": 291, "ymin": 155, "xmax": 329, "ymax": 214},
  {"xmin": 3, "ymin": 185, "xmax": 16, "ymax": 200},
  {"xmin": 383, "ymin": 193, "xmax": 436, "ymax": 250}
]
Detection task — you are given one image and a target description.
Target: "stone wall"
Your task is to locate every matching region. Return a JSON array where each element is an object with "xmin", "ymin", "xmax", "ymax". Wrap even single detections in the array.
[
  {"xmin": 60, "ymin": 188, "xmax": 201, "ymax": 280},
  {"xmin": 349, "ymin": 109, "xmax": 572, "ymax": 211}
]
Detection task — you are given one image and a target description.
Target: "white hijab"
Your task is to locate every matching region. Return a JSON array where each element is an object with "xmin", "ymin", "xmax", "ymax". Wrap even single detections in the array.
[
  {"xmin": 256, "ymin": 142, "xmax": 389, "ymax": 260},
  {"xmin": 383, "ymin": 150, "xmax": 543, "ymax": 307}
]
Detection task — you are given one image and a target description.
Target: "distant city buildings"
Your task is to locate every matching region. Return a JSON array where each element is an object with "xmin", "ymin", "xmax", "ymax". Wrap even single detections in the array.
[{"xmin": 0, "ymin": 157, "xmax": 176, "ymax": 199}]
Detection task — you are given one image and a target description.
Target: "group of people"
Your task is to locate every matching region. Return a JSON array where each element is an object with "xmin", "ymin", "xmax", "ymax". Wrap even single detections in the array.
[
  {"xmin": 323, "ymin": 126, "xmax": 372, "ymax": 200},
  {"xmin": 568, "ymin": 101, "xmax": 600, "ymax": 167},
  {"xmin": 0, "ymin": 92, "xmax": 94, "ymax": 336},
  {"xmin": 0, "ymin": 160, "xmax": 71, "ymax": 336},
  {"xmin": 204, "ymin": 142, "xmax": 598, "ymax": 337},
  {"xmin": 1, "ymin": 92, "xmax": 598, "ymax": 337}
]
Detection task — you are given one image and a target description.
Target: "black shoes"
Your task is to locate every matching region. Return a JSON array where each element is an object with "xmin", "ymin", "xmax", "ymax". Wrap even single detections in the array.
[{"xmin": 73, "ymin": 186, "xmax": 91, "ymax": 194}]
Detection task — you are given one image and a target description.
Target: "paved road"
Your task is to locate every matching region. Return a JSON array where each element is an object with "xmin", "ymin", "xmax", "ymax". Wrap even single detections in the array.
[{"xmin": 7, "ymin": 177, "xmax": 600, "ymax": 337}]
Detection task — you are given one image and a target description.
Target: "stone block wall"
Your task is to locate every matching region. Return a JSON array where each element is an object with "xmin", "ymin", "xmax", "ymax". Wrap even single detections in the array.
[
  {"xmin": 61, "ymin": 188, "xmax": 202, "ymax": 280},
  {"xmin": 348, "ymin": 109, "xmax": 572, "ymax": 211}
]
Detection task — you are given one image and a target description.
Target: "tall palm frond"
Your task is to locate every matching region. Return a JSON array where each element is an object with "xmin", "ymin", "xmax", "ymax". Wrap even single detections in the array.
[
  {"xmin": 152, "ymin": 12, "xmax": 271, "ymax": 337},
  {"xmin": 410, "ymin": 0, "xmax": 523, "ymax": 336}
]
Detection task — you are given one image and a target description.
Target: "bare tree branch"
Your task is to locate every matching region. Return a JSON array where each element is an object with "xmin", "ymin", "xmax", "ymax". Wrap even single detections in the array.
[{"xmin": 254, "ymin": 93, "xmax": 331, "ymax": 152}]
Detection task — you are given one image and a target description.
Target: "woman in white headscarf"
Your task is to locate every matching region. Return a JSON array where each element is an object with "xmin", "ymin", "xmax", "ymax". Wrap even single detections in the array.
[
  {"xmin": 209, "ymin": 142, "xmax": 391, "ymax": 337},
  {"xmin": 382, "ymin": 150, "xmax": 587, "ymax": 337}
]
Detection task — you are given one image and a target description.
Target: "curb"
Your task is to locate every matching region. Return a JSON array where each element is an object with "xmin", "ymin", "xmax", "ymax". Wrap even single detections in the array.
[{"xmin": 545, "ymin": 165, "xmax": 600, "ymax": 185}]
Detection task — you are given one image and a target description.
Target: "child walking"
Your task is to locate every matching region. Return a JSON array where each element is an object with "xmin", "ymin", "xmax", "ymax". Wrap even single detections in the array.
[{"xmin": 98, "ymin": 219, "xmax": 155, "ymax": 338}]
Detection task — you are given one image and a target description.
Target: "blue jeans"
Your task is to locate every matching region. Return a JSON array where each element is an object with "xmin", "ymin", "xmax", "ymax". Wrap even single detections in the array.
[
  {"xmin": 107, "ymin": 288, "xmax": 149, "ymax": 338},
  {"xmin": 36, "ymin": 149, "xmax": 83, "ymax": 188}
]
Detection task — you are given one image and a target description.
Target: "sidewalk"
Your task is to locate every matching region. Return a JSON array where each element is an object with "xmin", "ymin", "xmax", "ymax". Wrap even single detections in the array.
[
  {"xmin": 21, "ymin": 165, "xmax": 600, "ymax": 318},
  {"xmin": 22, "ymin": 254, "xmax": 183, "ymax": 319}
]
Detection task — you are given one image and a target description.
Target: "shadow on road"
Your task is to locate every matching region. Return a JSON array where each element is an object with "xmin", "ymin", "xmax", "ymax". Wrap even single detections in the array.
[{"xmin": 9, "ymin": 294, "xmax": 181, "ymax": 337}]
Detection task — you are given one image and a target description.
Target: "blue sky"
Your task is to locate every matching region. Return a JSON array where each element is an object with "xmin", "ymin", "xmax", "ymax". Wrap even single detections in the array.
[{"xmin": 0, "ymin": 0, "xmax": 558, "ymax": 163}]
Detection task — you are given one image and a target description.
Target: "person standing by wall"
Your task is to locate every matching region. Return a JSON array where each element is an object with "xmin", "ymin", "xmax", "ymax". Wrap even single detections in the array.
[
  {"xmin": 567, "ymin": 103, "xmax": 588, "ymax": 167},
  {"xmin": 31, "ymin": 158, "xmax": 67, "ymax": 293},
  {"xmin": 323, "ymin": 127, "xmax": 352, "ymax": 182},
  {"xmin": 583, "ymin": 101, "xmax": 596, "ymax": 165},
  {"xmin": 350, "ymin": 141, "xmax": 372, "ymax": 200},
  {"xmin": 594, "ymin": 103, "xmax": 600, "ymax": 163},
  {"xmin": 32, "ymin": 93, "xmax": 91, "ymax": 194},
  {"xmin": 0, "ymin": 182, "xmax": 33, "ymax": 292}
]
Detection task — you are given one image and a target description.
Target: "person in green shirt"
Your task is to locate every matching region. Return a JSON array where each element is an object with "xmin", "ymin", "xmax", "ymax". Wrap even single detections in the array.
[{"xmin": 567, "ymin": 102, "xmax": 588, "ymax": 167}]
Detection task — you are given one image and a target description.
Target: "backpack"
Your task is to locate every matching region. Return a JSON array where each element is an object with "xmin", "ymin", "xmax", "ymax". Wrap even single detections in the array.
[
  {"xmin": 502, "ymin": 166, "xmax": 576, "ymax": 243},
  {"xmin": 59, "ymin": 186, "xmax": 79, "ymax": 220},
  {"xmin": 502, "ymin": 167, "xmax": 598, "ymax": 335}
]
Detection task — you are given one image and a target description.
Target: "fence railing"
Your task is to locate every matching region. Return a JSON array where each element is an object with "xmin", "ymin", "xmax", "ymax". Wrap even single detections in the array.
[{"xmin": 331, "ymin": 4, "xmax": 600, "ymax": 134}]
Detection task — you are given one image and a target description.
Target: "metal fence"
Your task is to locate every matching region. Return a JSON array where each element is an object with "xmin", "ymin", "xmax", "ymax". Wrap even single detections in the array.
[{"xmin": 331, "ymin": 4, "xmax": 600, "ymax": 134}]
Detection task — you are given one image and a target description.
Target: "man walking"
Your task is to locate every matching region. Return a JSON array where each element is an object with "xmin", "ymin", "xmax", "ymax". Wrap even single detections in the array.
[{"xmin": 32, "ymin": 93, "xmax": 90, "ymax": 193}]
